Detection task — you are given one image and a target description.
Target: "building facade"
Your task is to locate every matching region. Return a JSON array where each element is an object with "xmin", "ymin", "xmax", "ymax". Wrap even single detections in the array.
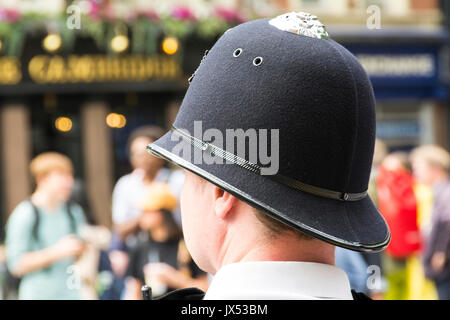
[{"xmin": 0, "ymin": 0, "xmax": 448, "ymax": 237}]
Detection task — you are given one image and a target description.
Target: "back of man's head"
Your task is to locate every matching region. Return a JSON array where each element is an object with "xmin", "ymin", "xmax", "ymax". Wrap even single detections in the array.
[
  {"xmin": 410, "ymin": 145, "xmax": 450, "ymax": 184},
  {"xmin": 181, "ymin": 171, "xmax": 334, "ymax": 274}
]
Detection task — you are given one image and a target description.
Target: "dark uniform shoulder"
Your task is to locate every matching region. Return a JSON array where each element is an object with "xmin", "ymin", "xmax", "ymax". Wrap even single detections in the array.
[
  {"xmin": 155, "ymin": 288, "xmax": 370, "ymax": 300},
  {"xmin": 155, "ymin": 287, "xmax": 205, "ymax": 300},
  {"xmin": 351, "ymin": 290, "xmax": 372, "ymax": 301}
]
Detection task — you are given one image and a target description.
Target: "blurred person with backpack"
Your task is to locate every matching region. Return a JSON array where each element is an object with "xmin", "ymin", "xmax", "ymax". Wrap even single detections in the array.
[
  {"xmin": 5, "ymin": 152, "xmax": 86, "ymax": 299},
  {"xmin": 410, "ymin": 145, "xmax": 450, "ymax": 300}
]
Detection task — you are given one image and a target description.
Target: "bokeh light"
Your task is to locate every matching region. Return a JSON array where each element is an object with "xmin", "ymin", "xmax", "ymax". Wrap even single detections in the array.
[
  {"xmin": 110, "ymin": 35, "xmax": 129, "ymax": 53},
  {"xmin": 162, "ymin": 37, "xmax": 179, "ymax": 55},
  {"xmin": 55, "ymin": 116, "xmax": 72, "ymax": 132},
  {"xmin": 106, "ymin": 113, "xmax": 126, "ymax": 128},
  {"xmin": 42, "ymin": 34, "xmax": 62, "ymax": 53}
]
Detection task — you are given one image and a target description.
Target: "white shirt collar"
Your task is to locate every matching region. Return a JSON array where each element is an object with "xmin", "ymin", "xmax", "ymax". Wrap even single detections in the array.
[{"xmin": 204, "ymin": 261, "xmax": 353, "ymax": 300}]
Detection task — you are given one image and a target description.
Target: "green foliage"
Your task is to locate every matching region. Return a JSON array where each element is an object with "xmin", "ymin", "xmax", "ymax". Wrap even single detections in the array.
[
  {"xmin": 131, "ymin": 18, "xmax": 159, "ymax": 55},
  {"xmin": 160, "ymin": 16, "xmax": 194, "ymax": 39},
  {"xmin": 80, "ymin": 17, "xmax": 106, "ymax": 50},
  {"xmin": 0, "ymin": 12, "xmax": 242, "ymax": 57},
  {"xmin": 197, "ymin": 17, "xmax": 229, "ymax": 39},
  {"xmin": 0, "ymin": 21, "xmax": 26, "ymax": 56}
]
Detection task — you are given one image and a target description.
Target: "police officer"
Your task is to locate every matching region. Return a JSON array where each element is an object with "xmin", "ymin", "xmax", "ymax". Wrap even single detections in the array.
[{"xmin": 145, "ymin": 11, "xmax": 390, "ymax": 300}]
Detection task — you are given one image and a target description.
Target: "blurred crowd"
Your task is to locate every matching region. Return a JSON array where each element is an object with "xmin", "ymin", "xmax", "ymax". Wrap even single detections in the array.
[
  {"xmin": 336, "ymin": 140, "xmax": 450, "ymax": 300},
  {"xmin": 0, "ymin": 126, "xmax": 208, "ymax": 300},
  {"xmin": 0, "ymin": 126, "xmax": 449, "ymax": 300}
]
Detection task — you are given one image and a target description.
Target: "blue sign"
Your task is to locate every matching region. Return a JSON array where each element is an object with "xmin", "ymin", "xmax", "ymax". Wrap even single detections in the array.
[
  {"xmin": 344, "ymin": 44, "xmax": 447, "ymax": 100},
  {"xmin": 376, "ymin": 120, "xmax": 421, "ymax": 140}
]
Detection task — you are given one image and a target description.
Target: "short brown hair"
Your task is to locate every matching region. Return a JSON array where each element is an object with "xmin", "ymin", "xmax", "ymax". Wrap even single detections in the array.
[
  {"xmin": 195, "ymin": 175, "xmax": 314, "ymax": 241},
  {"xmin": 253, "ymin": 209, "xmax": 313, "ymax": 241},
  {"xmin": 410, "ymin": 145, "xmax": 450, "ymax": 173},
  {"xmin": 30, "ymin": 152, "xmax": 73, "ymax": 182}
]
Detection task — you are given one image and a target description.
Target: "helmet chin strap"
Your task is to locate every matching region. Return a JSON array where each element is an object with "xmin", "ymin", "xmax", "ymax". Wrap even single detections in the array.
[{"xmin": 170, "ymin": 126, "xmax": 367, "ymax": 202}]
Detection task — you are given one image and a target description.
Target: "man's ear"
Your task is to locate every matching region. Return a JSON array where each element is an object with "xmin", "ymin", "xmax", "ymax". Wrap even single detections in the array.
[{"xmin": 213, "ymin": 185, "xmax": 237, "ymax": 219}]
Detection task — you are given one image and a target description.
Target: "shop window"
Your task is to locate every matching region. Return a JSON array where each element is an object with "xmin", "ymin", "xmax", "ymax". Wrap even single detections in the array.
[
  {"xmin": 108, "ymin": 92, "xmax": 177, "ymax": 182},
  {"xmin": 30, "ymin": 94, "xmax": 84, "ymax": 182}
]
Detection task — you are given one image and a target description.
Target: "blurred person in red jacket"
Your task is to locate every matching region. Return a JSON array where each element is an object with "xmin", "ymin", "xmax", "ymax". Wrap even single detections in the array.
[
  {"xmin": 410, "ymin": 145, "xmax": 450, "ymax": 300},
  {"xmin": 376, "ymin": 151, "xmax": 421, "ymax": 299}
]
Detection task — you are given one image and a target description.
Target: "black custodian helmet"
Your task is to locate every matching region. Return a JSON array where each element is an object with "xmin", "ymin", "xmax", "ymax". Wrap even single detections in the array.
[{"xmin": 147, "ymin": 12, "xmax": 390, "ymax": 252}]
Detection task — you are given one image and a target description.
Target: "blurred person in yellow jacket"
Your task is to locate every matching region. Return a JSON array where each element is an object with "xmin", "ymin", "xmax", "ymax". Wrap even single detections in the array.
[
  {"xmin": 407, "ymin": 182, "xmax": 438, "ymax": 300},
  {"xmin": 5, "ymin": 152, "xmax": 86, "ymax": 299}
]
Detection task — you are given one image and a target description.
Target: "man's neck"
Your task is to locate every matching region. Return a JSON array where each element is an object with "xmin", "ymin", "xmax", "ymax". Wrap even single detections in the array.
[{"xmin": 213, "ymin": 231, "xmax": 335, "ymax": 274}]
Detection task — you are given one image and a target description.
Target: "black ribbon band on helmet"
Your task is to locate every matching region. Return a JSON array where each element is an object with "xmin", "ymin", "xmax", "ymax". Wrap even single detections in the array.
[{"xmin": 170, "ymin": 126, "xmax": 367, "ymax": 202}]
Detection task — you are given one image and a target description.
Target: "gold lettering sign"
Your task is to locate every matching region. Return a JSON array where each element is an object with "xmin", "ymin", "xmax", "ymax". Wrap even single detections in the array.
[
  {"xmin": 0, "ymin": 57, "xmax": 22, "ymax": 84},
  {"xmin": 28, "ymin": 54, "xmax": 182, "ymax": 84}
]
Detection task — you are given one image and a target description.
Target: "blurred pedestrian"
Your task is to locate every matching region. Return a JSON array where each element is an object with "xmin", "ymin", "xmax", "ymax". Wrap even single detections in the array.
[
  {"xmin": 335, "ymin": 247, "xmax": 369, "ymax": 295},
  {"xmin": 407, "ymin": 168, "xmax": 438, "ymax": 300},
  {"xmin": 99, "ymin": 245, "xmax": 128, "ymax": 300},
  {"xmin": 123, "ymin": 183, "xmax": 208, "ymax": 299},
  {"xmin": 5, "ymin": 152, "xmax": 86, "ymax": 299},
  {"xmin": 367, "ymin": 139, "xmax": 388, "ymax": 208},
  {"xmin": 376, "ymin": 152, "xmax": 421, "ymax": 300},
  {"xmin": 112, "ymin": 126, "xmax": 184, "ymax": 249},
  {"xmin": 363, "ymin": 138, "xmax": 388, "ymax": 299},
  {"xmin": 411, "ymin": 145, "xmax": 450, "ymax": 300},
  {"xmin": 110, "ymin": 125, "xmax": 185, "ymax": 299}
]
